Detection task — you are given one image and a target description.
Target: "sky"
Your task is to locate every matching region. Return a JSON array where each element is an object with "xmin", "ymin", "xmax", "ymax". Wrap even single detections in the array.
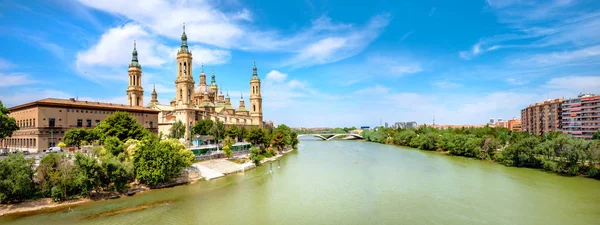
[{"xmin": 1, "ymin": 0, "xmax": 600, "ymax": 128}]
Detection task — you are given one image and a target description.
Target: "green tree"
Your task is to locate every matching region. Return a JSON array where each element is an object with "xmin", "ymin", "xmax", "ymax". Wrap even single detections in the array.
[
  {"xmin": 246, "ymin": 128, "xmax": 264, "ymax": 146},
  {"xmin": 94, "ymin": 111, "xmax": 149, "ymax": 142},
  {"xmin": 271, "ymin": 132, "xmax": 286, "ymax": 153},
  {"xmin": 249, "ymin": 146, "xmax": 262, "ymax": 166},
  {"xmin": 192, "ymin": 119, "xmax": 213, "ymax": 135},
  {"xmin": 0, "ymin": 100, "xmax": 19, "ymax": 141},
  {"xmin": 211, "ymin": 120, "xmax": 225, "ymax": 144},
  {"xmin": 290, "ymin": 131, "xmax": 299, "ymax": 148},
  {"xmin": 223, "ymin": 136, "xmax": 235, "ymax": 149},
  {"xmin": 72, "ymin": 153, "xmax": 102, "ymax": 196},
  {"xmin": 0, "ymin": 154, "xmax": 35, "ymax": 203},
  {"xmin": 222, "ymin": 145, "xmax": 233, "ymax": 159},
  {"xmin": 593, "ymin": 131, "xmax": 600, "ymax": 140},
  {"xmin": 123, "ymin": 139, "xmax": 140, "ymax": 162},
  {"xmin": 63, "ymin": 128, "xmax": 88, "ymax": 148},
  {"xmin": 36, "ymin": 153, "xmax": 77, "ymax": 201},
  {"xmin": 501, "ymin": 137, "xmax": 540, "ymax": 167},
  {"xmin": 104, "ymin": 136, "xmax": 124, "ymax": 156},
  {"xmin": 133, "ymin": 137, "xmax": 193, "ymax": 186},
  {"xmin": 169, "ymin": 120, "xmax": 186, "ymax": 139},
  {"xmin": 100, "ymin": 156, "xmax": 133, "ymax": 192},
  {"xmin": 225, "ymin": 125, "xmax": 241, "ymax": 140}
]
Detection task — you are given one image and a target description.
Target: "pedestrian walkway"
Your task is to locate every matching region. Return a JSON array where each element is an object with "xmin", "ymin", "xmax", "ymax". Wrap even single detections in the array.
[{"xmin": 192, "ymin": 163, "xmax": 224, "ymax": 180}]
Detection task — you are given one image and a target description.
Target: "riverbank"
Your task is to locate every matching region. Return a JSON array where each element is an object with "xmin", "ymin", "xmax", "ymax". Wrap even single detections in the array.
[{"xmin": 0, "ymin": 148, "xmax": 296, "ymax": 217}]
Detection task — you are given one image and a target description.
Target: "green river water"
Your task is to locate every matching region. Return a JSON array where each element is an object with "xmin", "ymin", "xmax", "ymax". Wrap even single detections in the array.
[{"xmin": 2, "ymin": 138, "xmax": 600, "ymax": 225}]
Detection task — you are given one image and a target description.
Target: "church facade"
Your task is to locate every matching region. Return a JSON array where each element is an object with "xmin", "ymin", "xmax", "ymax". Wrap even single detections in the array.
[{"xmin": 130, "ymin": 24, "xmax": 266, "ymax": 139}]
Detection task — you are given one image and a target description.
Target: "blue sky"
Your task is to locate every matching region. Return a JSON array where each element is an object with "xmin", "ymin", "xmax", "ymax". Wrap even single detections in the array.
[{"xmin": 1, "ymin": 0, "xmax": 600, "ymax": 127}]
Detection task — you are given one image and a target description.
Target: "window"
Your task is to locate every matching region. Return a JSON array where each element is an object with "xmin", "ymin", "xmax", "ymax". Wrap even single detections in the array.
[
  {"xmin": 149, "ymin": 121, "xmax": 153, "ymax": 128},
  {"xmin": 49, "ymin": 118, "xmax": 55, "ymax": 127},
  {"xmin": 95, "ymin": 120, "xmax": 100, "ymax": 125},
  {"xmin": 76, "ymin": 110, "xmax": 79, "ymax": 113},
  {"xmin": 86, "ymin": 119, "xmax": 92, "ymax": 127},
  {"xmin": 77, "ymin": 119, "xmax": 83, "ymax": 127}
]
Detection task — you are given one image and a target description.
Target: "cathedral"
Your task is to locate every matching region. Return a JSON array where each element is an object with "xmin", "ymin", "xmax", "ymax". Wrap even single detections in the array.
[{"xmin": 126, "ymin": 24, "xmax": 266, "ymax": 139}]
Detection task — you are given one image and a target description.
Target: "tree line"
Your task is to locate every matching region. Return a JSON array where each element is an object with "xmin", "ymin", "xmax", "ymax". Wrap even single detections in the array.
[
  {"xmin": 0, "ymin": 112, "xmax": 193, "ymax": 204},
  {"xmin": 362, "ymin": 126, "xmax": 600, "ymax": 179}
]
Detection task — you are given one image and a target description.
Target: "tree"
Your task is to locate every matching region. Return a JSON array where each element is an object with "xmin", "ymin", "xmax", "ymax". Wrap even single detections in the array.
[
  {"xmin": 271, "ymin": 132, "xmax": 286, "ymax": 153},
  {"xmin": 100, "ymin": 156, "xmax": 133, "ymax": 192},
  {"xmin": 223, "ymin": 136, "xmax": 235, "ymax": 149},
  {"xmin": 123, "ymin": 139, "xmax": 140, "ymax": 162},
  {"xmin": 57, "ymin": 142, "xmax": 67, "ymax": 149},
  {"xmin": 36, "ymin": 153, "xmax": 77, "ymax": 201},
  {"xmin": 0, "ymin": 154, "xmax": 35, "ymax": 203},
  {"xmin": 192, "ymin": 119, "xmax": 213, "ymax": 135},
  {"xmin": 104, "ymin": 136, "xmax": 124, "ymax": 156},
  {"xmin": 249, "ymin": 146, "xmax": 262, "ymax": 166},
  {"xmin": 72, "ymin": 153, "xmax": 102, "ymax": 196},
  {"xmin": 63, "ymin": 128, "xmax": 89, "ymax": 148},
  {"xmin": 246, "ymin": 128, "xmax": 264, "ymax": 146},
  {"xmin": 222, "ymin": 145, "xmax": 232, "ymax": 159},
  {"xmin": 0, "ymin": 100, "xmax": 19, "ymax": 141},
  {"xmin": 225, "ymin": 125, "xmax": 240, "ymax": 140},
  {"xmin": 290, "ymin": 132, "xmax": 299, "ymax": 148},
  {"xmin": 94, "ymin": 111, "xmax": 149, "ymax": 142},
  {"xmin": 169, "ymin": 120, "xmax": 186, "ymax": 139},
  {"xmin": 211, "ymin": 120, "xmax": 225, "ymax": 145},
  {"xmin": 133, "ymin": 136, "xmax": 193, "ymax": 186},
  {"xmin": 593, "ymin": 131, "xmax": 600, "ymax": 140}
]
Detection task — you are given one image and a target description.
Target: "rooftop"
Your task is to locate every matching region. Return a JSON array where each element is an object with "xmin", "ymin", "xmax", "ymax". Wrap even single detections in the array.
[{"xmin": 9, "ymin": 98, "xmax": 160, "ymax": 114}]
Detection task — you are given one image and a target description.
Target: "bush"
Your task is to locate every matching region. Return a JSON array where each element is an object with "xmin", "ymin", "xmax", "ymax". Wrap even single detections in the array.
[{"xmin": 104, "ymin": 136, "xmax": 124, "ymax": 156}]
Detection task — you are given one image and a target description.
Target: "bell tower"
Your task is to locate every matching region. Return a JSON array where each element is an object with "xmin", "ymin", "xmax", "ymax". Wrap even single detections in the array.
[
  {"xmin": 249, "ymin": 61, "xmax": 263, "ymax": 126},
  {"xmin": 127, "ymin": 41, "xmax": 144, "ymax": 107},
  {"xmin": 175, "ymin": 23, "xmax": 195, "ymax": 105}
]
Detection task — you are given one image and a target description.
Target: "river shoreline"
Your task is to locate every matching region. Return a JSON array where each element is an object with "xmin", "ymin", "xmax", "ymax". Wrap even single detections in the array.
[{"xmin": 0, "ymin": 148, "xmax": 295, "ymax": 217}]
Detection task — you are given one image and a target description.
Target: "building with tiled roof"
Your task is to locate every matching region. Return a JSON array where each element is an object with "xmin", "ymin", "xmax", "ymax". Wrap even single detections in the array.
[
  {"xmin": 3, "ymin": 98, "xmax": 159, "ymax": 152},
  {"xmin": 146, "ymin": 24, "xmax": 266, "ymax": 138}
]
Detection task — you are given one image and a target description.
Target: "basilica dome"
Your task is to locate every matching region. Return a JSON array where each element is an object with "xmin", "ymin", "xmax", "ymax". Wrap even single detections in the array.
[{"xmin": 195, "ymin": 84, "xmax": 210, "ymax": 95}]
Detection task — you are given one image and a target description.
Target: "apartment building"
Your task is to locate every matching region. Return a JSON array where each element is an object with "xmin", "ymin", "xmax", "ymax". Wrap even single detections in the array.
[
  {"xmin": 520, "ymin": 98, "xmax": 563, "ymax": 136},
  {"xmin": 561, "ymin": 93, "xmax": 600, "ymax": 139}
]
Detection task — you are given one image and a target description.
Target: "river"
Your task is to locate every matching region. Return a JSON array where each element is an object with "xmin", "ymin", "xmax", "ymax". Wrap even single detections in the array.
[{"xmin": 2, "ymin": 138, "xmax": 600, "ymax": 225}]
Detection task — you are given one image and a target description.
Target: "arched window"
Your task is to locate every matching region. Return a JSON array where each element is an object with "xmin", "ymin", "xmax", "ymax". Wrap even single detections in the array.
[
  {"xmin": 180, "ymin": 89, "xmax": 183, "ymax": 100},
  {"xmin": 137, "ymin": 97, "xmax": 140, "ymax": 106},
  {"xmin": 253, "ymin": 104, "xmax": 256, "ymax": 112},
  {"xmin": 183, "ymin": 62, "xmax": 187, "ymax": 76}
]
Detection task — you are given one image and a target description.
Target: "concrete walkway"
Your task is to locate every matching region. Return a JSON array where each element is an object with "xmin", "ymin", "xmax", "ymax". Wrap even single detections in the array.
[{"xmin": 192, "ymin": 163, "xmax": 224, "ymax": 180}]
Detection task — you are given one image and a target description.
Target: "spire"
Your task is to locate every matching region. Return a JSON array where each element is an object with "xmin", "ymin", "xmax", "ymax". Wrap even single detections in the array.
[
  {"xmin": 201, "ymin": 63, "xmax": 204, "ymax": 74},
  {"xmin": 210, "ymin": 67, "xmax": 217, "ymax": 86},
  {"xmin": 151, "ymin": 84, "xmax": 158, "ymax": 103},
  {"xmin": 130, "ymin": 40, "xmax": 140, "ymax": 67},
  {"xmin": 251, "ymin": 60, "xmax": 259, "ymax": 80},
  {"xmin": 180, "ymin": 22, "xmax": 188, "ymax": 52},
  {"xmin": 241, "ymin": 93, "xmax": 243, "ymax": 99}
]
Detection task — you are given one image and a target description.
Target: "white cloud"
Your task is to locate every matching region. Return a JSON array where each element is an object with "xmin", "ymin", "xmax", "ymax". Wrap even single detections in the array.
[
  {"xmin": 0, "ymin": 72, "xmax": 38, "ymax": 87},
  {"xmin": 75, "ymin": 23, "xmax": 231, "ymax": 82},
  {"xmin": 506, "ymin": 78, "xmax": 528, "ymax": 85},
  {"xmin": 265, "ymin": 70, "xmax": 287, "ymax": 82},
  {"xmin": 76, "ymin": 0, "xmax": 391, "ymax": 68},
  {"xmin": 0, "ymin": 88, "xmax": 71, "ymax": 107},
  {"xmin": 543, "ymin": 76, "xmax": 600, "ymax": 93},
  {"xmin": 367, "ymin": 54, "xmax": 422, "ymax": 76},
  {"xmin": 0, "ymin": 58, "xmax": 14, "ymax": 69},
  {"xmin": 515, "ymin": 45, "xmax": 600, "ymax": 65},
  {"xmin": 460, "ymin": 0, "xmax": 600, "ymax": 59}
]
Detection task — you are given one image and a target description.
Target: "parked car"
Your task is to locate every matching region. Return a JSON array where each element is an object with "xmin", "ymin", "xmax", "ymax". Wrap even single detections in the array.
[{"xmin": 47, "ymin": 147, "xmax": 63, "ymax": 153}]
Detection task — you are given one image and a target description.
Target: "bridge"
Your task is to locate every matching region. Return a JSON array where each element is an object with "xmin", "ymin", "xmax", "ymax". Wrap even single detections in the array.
[{"xmin": 298, "ymin": 133, "xmax": 364, "ymax": 141}]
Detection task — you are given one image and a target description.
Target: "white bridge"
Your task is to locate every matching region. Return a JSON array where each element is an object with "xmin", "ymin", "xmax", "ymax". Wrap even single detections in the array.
[{"xmin": 298, "ymin": 133, "xmax": 364, "ymax": 141}]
